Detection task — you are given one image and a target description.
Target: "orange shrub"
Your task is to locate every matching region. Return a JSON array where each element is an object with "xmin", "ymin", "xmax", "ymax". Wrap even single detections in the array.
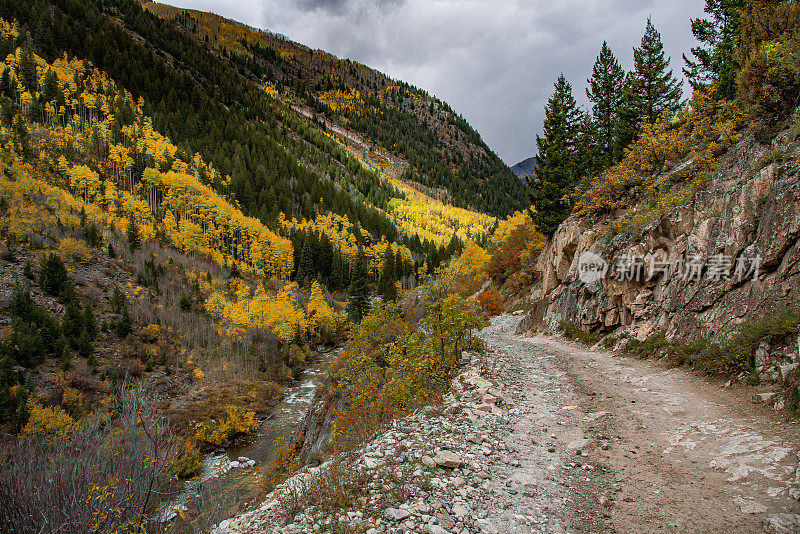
[
  {"xmin": 477, "ymin": 288, "xmax": 505, "ymax": 317},
  {"xmin": 262, "ymin": 435, "xmax": 302, "ymax": 491}
]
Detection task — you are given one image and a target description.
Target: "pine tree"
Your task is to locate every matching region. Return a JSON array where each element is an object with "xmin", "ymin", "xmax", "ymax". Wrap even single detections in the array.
[
  {"xmin": 126, "ymin": 217, "xmax": 142, "ymax": 252},
  {"xmin": 13, "ymin": 386, "xmax": 29, "ymax": 433},
  {"xmin": 83, "ymin": 304, "xmax": 97, "ymax": 340},
  {"xmin": 319, "ymin": 235, "xmax": 334, "ymax": 282},
  {"xmin": 111, "ymin": 286, "xmax": 126, "ymax": 314},
  {"xmin": 39, "ymin": 253, "xmax": 69, "ymax": 297},
  {"xmin": 378, "ymin": 247, "xmax": 397, "ymax": 302},
  {"xmin": 116, "ymin": 304, "xmax": 132, "ymax": 338},
  {"xmin": 528, "ymin": 74, "xmax": 581, "ymax": 236},
  {"xmin": 19, "ymin": 42, "xmax": 37, "ymax": 92},
  {"xmin": 229, "ymin": 261, "xmax": 240, "ymax": 279},
  {"xmin": 62, "ymin": 301, "xmax": 83, "ymax": 347},
  {"xmin": 77, "ymin": 328, "xmax": 93, "ymax": 360},
  {"xmin": 56, "ymin": 335, "xmax": 72, "ymax": 371},
  {"xmin": 395, "ymin": 249, "xmax": 404, "ymax": 283},
  {"xmin": 586, "ymin": 42, "xmax": 625, "ymax": 168},
  {"xmin": 575, "ymin": 111, "xmax": 602, "ymax": 182},
  {"xmin": 296, "ymin": 235, "xmax": 314, "ymax": 286},
  {"xmin": 347, "ymin": 250, "xmax": 371, "ymax": 323},
  {"xmin": 618, "ymin": 19, "xmax": 683, "ymax": 149},
  {"xmin": 331, "ymin": 253, "xmax": 345, "ymax": 292},
  {"xmin": 683, "ymin": 0, "xmax": 743, "ymax": 99}
]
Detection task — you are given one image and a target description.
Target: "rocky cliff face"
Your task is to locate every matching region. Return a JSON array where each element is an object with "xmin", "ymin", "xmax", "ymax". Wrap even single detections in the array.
[{"xmin": 521, "ymin": 119, "xmax": 800, "ymax": 381}]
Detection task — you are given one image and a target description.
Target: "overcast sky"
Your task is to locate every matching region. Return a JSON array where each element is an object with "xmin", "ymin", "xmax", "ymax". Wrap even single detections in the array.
[{"xmin": 170, "ymin": 0, "xmax": 706, "ymax": 165}]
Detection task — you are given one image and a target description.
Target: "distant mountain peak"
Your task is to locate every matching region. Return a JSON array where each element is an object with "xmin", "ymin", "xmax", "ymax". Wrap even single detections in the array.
[{"xmin": 510, "ymin": 156, "xmax": 537, "ymax": 179}]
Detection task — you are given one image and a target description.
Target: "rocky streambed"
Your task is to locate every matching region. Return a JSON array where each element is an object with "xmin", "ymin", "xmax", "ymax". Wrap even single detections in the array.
[{"xmin": 162, "ymin": 352, "xmax": 335, "ymax": 533}]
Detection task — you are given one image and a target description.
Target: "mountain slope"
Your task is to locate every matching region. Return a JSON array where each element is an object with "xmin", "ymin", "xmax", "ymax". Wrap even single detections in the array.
[
  {"xmin": 510, "ymin": 156, "xmax": 537, "ymax": 180},
  {"xmin": 0, "ymin": 0, "xmax": 514, "ymax": 278},
  {"xmin": 141, "ymin": 1, "xmax": 525, "ymax": 217}
]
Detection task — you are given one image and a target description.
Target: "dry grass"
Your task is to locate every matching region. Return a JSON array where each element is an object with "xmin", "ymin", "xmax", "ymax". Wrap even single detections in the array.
[
  {"xmin": 274, "ymin": 455, "xmax": 370, "ymax": 524},
  {"xmin": 167, "ymin": 379, "xmax": 283, "ymax": 429},
  {"xmin": 0, "ymin": 382, "xmax": 180, "ymax": 534}
]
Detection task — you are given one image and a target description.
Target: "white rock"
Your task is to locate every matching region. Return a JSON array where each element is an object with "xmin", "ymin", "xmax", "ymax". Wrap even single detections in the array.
[
  {"xmin": 452, "ymin": 504, "xmax": 470, "ymax": 518},
  {"xmin": 734, "ymin": 496, "xmax": 767, "ymax": 514},
  {"xmin": 364, "ymin": 457, "xmax": 380, "ymax": 469},
  {"xmin": 384, "ymin": 508, "xmax": 411, "ymax": 521}
]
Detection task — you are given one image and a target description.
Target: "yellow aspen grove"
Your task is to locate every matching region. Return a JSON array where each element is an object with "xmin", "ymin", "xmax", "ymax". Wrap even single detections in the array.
[{"xmin": 0, "ymin": 35, "xmax": 294, "ymax": 277}]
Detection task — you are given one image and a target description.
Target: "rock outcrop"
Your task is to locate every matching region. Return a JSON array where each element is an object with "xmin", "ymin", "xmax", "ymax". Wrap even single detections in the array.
[{"xmin": 522, "ymin": 120, "xmax": 800, "ymax": 384}]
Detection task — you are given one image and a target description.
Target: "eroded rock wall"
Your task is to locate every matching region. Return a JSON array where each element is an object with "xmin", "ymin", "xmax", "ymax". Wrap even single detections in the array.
[{"xmin": 524, "ymin": 126, "xmax": 800, "ymax": 370}]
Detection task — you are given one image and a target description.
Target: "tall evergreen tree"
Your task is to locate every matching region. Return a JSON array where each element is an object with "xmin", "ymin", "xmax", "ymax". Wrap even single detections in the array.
[
  {"xmin": 586, "ymin": 42, "xmax": 625, "ymax": 168},
  {"xmin": 18, "ymin": 42, "xmax": 37, "ymax": 93},
  {"xmin": 347, "ymin": 249, "xmax": 371, "ymax": 323},
  {"xmin": 378, "ymin": 247, "xmax": 398, "ymax": 302},
  {"xmin": 296, "ymin": 235, "xmax": 314, "ymax": 286},
  {"xmin": 574, "ymin": 111, "xmax": 602, "ymax": 182},
  {"xmin": 126, "ymin": 217, "xmax": 142, "ymax": 252},
  {"xmin": 528, "ymin": 74, "xmax": 581, "ymax": 236},
  {"xmin": 62, "ymin": 301, "xmax": 83, "ymax": 348},
  {"xmin": 331, "ymin": 253, "xmax": 346, "ymax": 292},
  {"xmin": 683, "ymin": 0, "xmax": 744, "ymax": 99},
  {"xmin": 618, "ymin": 19, "xmax": 683, "ymax": 149},
  {"xmin": 394, "ymin": 249, "xmax": 404, "ymax": 283}
]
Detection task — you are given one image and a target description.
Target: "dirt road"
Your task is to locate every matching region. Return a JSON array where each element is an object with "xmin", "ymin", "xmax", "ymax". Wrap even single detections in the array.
[{"xmin": 485, "ymin": 314, "xmax": 800, "ymax": 533}]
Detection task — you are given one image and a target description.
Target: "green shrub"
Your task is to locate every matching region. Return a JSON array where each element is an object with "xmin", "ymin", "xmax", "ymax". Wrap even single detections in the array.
[
  {"xmin": 560, "ymin": 321, "xmax": 602, "ymax": 345},
  {"xmin": 629, "ymin": 309, "xmax": 800, "ymax": 377},
  {"xmin": 737, "ymin": 29, "xmax": 800, "ymax": 121},
  {"xmin": 625, "ymin": 330, "xmax": 669, "ymax": 358},
  {"xmin": 696, "ymin": 307, "xmax": 799, "ymax": 375},
  {"xmin": 179, "ymin": 292, "xmax": 192, "ymax": 311},
  {"xmin": 38, "ymin": 253, "xmax": 69, "ymax": 297}
]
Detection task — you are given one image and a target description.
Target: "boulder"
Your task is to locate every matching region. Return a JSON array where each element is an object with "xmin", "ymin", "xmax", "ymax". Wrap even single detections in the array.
[
  {"xmin": 384, "ymin": 508, "xmax": 411, "ymax": 521},
  {"xmin": 433, "ymin": 450, "xmax": 463, "ymax": 468}
]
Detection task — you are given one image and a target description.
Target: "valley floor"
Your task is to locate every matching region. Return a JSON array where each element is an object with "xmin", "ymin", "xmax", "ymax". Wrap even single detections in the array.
[{"xmin": 221, "ymin": 315, "xmax": 800, "ymax": 533}]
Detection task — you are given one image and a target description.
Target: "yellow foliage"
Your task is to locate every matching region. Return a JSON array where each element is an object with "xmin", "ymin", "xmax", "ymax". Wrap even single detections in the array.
[
  {"xmin": 332, "ymin": 292, "xmax": 487, "ymax": 449},
  {"xmin": 193, "ymin": 405, "xmax": 257, "ymax": 447},
  {"xmin": 57, "ymin": 237, "xmax": 94, "ymax": 264},
  {"xmin": 193, "ymin": 368, "xmax": 205, "ymax": 381},
  {"xmin": 173, "ymin": 442, "xmax": 202, "ymax": 479},
  {"xmin": 0, "ymin": 42, "xmax": 293, "ymax": 279},
  {"xmin": 485, "ymin": 209, "xmax": 546, "ymax": 286},
  {"xmin": 319, "ymin": 88, "xmax": 365, "ymax": 115},
  {"xmin": 140, "ymin": 323, "xmax": 162, "ymax": 343},
  {"xmin": 307, "ymin": 281, "xmax": 340, "ymax": 339},
  {"xmin": 22, "ymin": 399, "xmax": 76, "ymax": 440},
  {"xmin": 385, "ymin": 177, "xmax": 496, "ymax": 247},
  {"xmin": 61, "ymin": 387, "xmax": 85, "ymax": 412},
  {"xmin": 444, "ymin": 241, "xmax": 490, "ymax": 296},
  {"xmin": 575, "ymin": 89, "xmax": 742, "ymax": 220}
]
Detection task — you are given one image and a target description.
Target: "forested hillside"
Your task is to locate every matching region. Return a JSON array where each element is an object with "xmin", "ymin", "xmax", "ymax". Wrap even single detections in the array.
[
  {"xmin": 142, "ymin": 1, "xmax": 525, "ymax": 217},
  {"xmin": 0, "ymin": 0, "xmax": 513, "ymax": 277}
]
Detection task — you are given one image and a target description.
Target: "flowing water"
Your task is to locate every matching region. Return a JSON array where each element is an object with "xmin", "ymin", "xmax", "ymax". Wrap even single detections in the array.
[{"xmin": 163, "ymin": 352, "xmax": 335, "ymax": 533}]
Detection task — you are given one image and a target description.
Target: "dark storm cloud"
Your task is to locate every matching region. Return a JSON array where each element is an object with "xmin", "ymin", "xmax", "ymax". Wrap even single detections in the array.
[{"xmin": 171, "ymin": 0, "xmax": 705, "ymax": 165}]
